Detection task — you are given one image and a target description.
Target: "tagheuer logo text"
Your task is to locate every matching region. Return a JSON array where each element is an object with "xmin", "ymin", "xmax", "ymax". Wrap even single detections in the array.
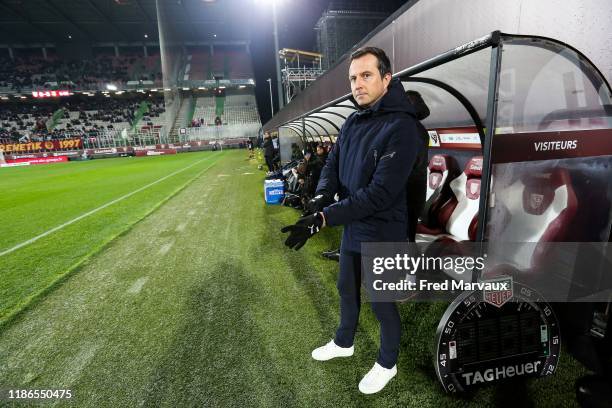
[{"xmin": 461, "ymin": 361, "xmax": 541, "ymax": 385}]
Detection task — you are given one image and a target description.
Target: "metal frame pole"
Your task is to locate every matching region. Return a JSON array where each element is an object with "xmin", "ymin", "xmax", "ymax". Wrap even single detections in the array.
[
  {"xmin": 475, "ymin": 40, "xmax": 504, "ymax": 261},
  {"xmin": 267, "ymin": 78, "xmax": 274, "ymax": 116},
  {"xmin": 272, "ymin": 0, "xmax": 284, "ymax": 110}
]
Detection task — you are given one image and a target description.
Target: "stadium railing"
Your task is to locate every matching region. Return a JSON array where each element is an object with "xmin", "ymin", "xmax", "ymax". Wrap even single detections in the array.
[{"xmin": 180, "ymin": 123, "xmax": 260, "ymax": 142}]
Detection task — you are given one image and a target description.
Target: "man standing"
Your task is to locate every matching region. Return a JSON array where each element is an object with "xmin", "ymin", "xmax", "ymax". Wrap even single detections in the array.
[
  {"xmin": 302, "ymin": 150, "xmax": 324, "ymax": 202},
  {"xmin": 281, "ymin": 47, "xmax": 424, "ymax": 394},
  {"xmin": 315, "ymin": 143, "xmax": 328, "ymax": 164},
  {"xmin": 246, "ymin": 139, "xmax": 254, "ymax": 159},
  {"xmin": 262, "ymin": 132, "xmax": 275, "ymax": 172},
  {"xmin": 405, "ymin": 90, "xmax": 431, "ymax": 241}
]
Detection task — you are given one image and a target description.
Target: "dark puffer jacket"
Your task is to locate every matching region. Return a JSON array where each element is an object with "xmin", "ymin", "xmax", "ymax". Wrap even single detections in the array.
[
  {"xmin": 317, "ymin": 78, "xmax": 425, "ymax": 253},
  {"xmin": 263, "ymin": 138, "xmax": 275, "ymax": 158}
]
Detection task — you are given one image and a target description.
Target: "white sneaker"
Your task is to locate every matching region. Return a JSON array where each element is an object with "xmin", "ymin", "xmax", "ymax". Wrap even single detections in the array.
[
  {"xmin": 311, "ymin": 339, "xmax": 354, "ymax": 361},
  {"xmin": 358, "ymin": 362, "xmax": 397, "ymax": 394}
]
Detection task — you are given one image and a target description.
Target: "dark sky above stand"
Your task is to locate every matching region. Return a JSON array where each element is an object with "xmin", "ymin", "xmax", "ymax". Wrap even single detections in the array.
[{"xmin": 248, "ymin": 0, "xmax": 407, "ymax": 125}]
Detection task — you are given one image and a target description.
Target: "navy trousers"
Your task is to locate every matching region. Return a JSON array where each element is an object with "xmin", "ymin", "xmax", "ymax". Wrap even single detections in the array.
[
  {"xmin": 334, "ymin": 250, "xmax": 401, "ymax": 369},
  {"xmin": 265, "ymin": 155, "xmax": 275, "ymax": 172}
]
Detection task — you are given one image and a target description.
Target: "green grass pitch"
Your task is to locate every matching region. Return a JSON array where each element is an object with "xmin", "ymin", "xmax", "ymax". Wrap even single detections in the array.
[{"xmin": 0, "ymin": 149, "xmax": 585, "ymax": 406}]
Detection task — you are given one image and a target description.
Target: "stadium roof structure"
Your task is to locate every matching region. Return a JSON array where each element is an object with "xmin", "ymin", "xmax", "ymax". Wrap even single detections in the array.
[
  {"xmin": 263, "ymin": 0, "xmax": 612, "ymax": 138},
  {"xmin": 0, "ymin": 0, "xmax": 250, "ymax": 45}
]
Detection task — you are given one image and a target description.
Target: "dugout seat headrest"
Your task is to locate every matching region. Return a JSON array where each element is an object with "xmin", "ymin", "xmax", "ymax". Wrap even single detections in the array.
[
  {"xmin": 462, "ymin": 156, "xmax": 483, "ymax": 201},
  {"xmin": 490, "ymin": 167, "xmax": 578, "ymax": 271},
  {"xmin": 464, "ymin": 156, "xmax": 483, "ymax": 178},
  {"xmin": 417, "ymin": 154, "xmax": 460, "ymax": 230},
  {"xmin": 429, "ymin": 154, "xmax": 449, "ymax": 172},
  {"xmin": 521, "ymin": 170, "xmax": 572, "ymax": 216},
  {"xmin": 427, "ymin": 154, "xmax": 452, "ymax": 192}
]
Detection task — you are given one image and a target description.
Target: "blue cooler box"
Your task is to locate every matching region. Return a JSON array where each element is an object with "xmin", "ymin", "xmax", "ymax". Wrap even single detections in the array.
[{"xmin": 264, "ymin": 179, "xmax": 285, "ymax": 204}]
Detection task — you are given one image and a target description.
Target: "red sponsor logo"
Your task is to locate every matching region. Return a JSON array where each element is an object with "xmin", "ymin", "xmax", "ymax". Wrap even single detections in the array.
[
  {"xmin": 6, "ymin": 156, "xmax": 68, "ymax": 165},
  {"xmin": 469, "ymin": 159, "xmax": 483, "ymax": 172},
  {"xmin": 432, "ymin": 157, "xmax": 444, "ymax": 166},
  {"xmin": 530, "ymin": 194, "xmax": 544, "ymax": 211},
  {"xmin": 483, "ymin": 277, "xmax": 513, "ymax": 308},
  {"xmin": 32, "ymin": 90, "xmax": 70, "ymax": 98}
]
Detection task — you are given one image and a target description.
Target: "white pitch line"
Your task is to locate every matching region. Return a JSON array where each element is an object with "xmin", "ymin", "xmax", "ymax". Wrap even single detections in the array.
[
  {"xmin": 158, "ymin": 242, "xmax": 174, "ymax": 255},
  {"xmin": 53, "ymin": 342, "xmax": 100, "ymax": 404},
  {"xmin": 127, "ymin": 277, "xmax": 149, "ymax": 294},
  {"xmin": 0, "ymin": 156, "xmax": 216, "ymax": 258}
]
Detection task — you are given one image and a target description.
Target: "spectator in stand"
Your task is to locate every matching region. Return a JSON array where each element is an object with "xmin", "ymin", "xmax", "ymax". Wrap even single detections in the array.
[
  {"xmin": 0, "ymin": 54, "xmax": 139, "ymax": 92},
  {"xmin": 0, "ymin": 94, "xmax": 165, "ymax": 142}
]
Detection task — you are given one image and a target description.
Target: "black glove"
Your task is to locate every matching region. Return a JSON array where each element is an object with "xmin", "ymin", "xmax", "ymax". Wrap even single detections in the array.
[
  {"xmin": 304, "ymin": 193, "xmax": 334, "ymax": 215},
  {"xmin": 280, "ymin": 213, "xmax": 324, "ymax": 250}
]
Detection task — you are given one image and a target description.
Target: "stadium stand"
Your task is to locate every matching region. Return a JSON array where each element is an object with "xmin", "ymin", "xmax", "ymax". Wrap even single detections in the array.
[
  {"xmin": 192, "ymin": 96, "xmax": 216, "ymax": 125},
  {"xmin": 0, "ymin": 95, "xmax": 165, "ymax": 142},
  {"xmin": 169, "ymin": 97, "xmax": 193, "ymax": 133},
  {"xmin": 187, "ymin": 51, "xmax": 210, "ymax": 80},
  {"xmin": 0, "ymin": 45, "xmax": 257, "ymax": 145},
  {"xmin": 225, "ymin": 51, "xmax": 253, "ymax": 79},
  {"xmin": 222, "ymin": 93, "xmax": 259, "ymax": 125},
  {"xmin": 190, "ymin": 92, "xmax": 258, "ymax": 127},
  {"xmin": 184, "ymin": 49, "xmax": 254, "ymax": 82},
  {"xmin": 0, "ymin": 53, "xmax": 163, "ymax": 93}
]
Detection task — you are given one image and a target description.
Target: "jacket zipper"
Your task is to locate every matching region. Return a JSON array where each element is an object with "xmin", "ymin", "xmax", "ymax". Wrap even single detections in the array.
[{"xmin": 373, "ymin": 149, "xmax": 378, "ymax": 167}]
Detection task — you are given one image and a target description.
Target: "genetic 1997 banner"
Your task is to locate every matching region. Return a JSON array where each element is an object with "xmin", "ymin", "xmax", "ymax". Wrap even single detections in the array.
[{"xmin": 0, "ymin": 138, "xmax": 82, "ymax": 153}]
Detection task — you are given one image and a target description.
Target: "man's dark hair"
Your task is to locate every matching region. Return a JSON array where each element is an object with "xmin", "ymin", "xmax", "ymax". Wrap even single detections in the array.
[{"xmin": 350, "ymin": 46, "xmax": 392, "ymax": 78}]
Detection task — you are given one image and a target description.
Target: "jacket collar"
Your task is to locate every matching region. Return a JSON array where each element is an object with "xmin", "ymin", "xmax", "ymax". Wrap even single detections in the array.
[{"xmin": 349, "ymin": 78, "xmax": 416, "ymax": 118}]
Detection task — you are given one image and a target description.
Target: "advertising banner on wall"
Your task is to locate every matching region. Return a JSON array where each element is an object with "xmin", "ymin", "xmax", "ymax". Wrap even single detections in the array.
[{"xmin": 0, "ymin": 138, "xmax": 82, "ymax": 153}]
